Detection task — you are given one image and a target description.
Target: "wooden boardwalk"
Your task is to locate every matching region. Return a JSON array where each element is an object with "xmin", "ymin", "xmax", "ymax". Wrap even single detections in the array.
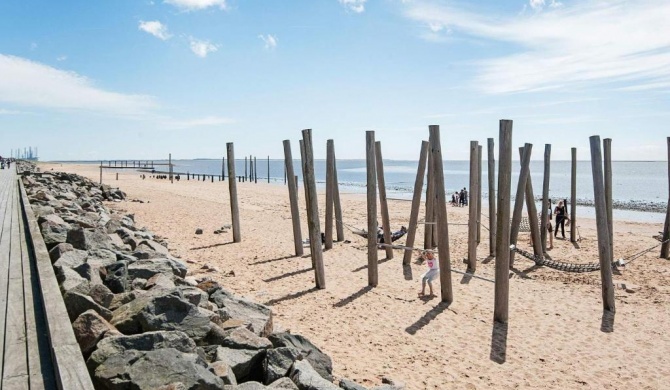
[{"xmin": 0, "ymin": 167, "xmax": 93, "ymax": 389}]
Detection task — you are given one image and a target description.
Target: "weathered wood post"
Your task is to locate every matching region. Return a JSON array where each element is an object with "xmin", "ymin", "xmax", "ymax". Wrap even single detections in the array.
[
  {"xmin": 227, "ymin": 143, "xmax": 241, "ymax": 243},
  {"xmin": 571, "ymin": 148, "xmax": 577, "ymax": 243},
  {"xmin": 169, "ymin": 153, "xmax": 173, "ymax": 184},
  {"xmin": 509, "ymin": 143, "xmax": 532, "ymax": 268},
  {"xmin": 540, "ymin": 145, "xmax": 551, "ymax": 252},
  {"xmin": 116, "ymin": 173, "xmax": 118, "ymax": 181},
  {"xmin": 333, "ymin": 147, "xmax": 344, "ymax": 242},
  {"xmin": 325, "ymin": 140, "xmax": 335, "ymax": 250},
  {"xmin": 488, "ymin": 138, "xmax": 497, "ymax": 257},
  {"xmin": 375, "ymin": 141, "xmax": 393, "ymax": 259},
  {"xmin": 468, "ymin": 141, "xmax": 479, "ymax": 272},
  {"xmin": 299, "ymin": 140, "xmax": 309, "ymax": 212},
  {"xmin": 254, "ymin": 156, "xmax": 258, "ymax": 183},
  {"xmin": 424, "ymin": 139, "xmax": 436, "ymax": 249},
  {"xmin": 245, "ymin": 156, "xmax": 248, "ymax": 180},
  {"xmin": 520, "ymin": 147, "xmax": 543, "ymax": 261},
  {"xmin": 477, "ymin": 144, "xmax": 483, "ymax": 244},
  {"xmin": 589, "ymin": 135, "xmax": 615, "ymax": 315},
  {"xmin": 661, "ymin": 138, "xmax": 670, "ymax": 258},
  {"xmin": 222, "ymin": 157, "xmax": 225, "ymax": 181},
  {"xmin": 283, "ymin": 140, "xmax": 303, "ymax": 256},
  {"xmin": 494, "ymin": 120, "xmax": 513, "ymax": 324},
  {"xmin": 366, "ymin": 131, "xmax": 379, "ymax": 287},
  {"xmin": 303, "ymin": 129, "xmax": 326, "ymax": 288},
  {"xmin": 99, "ymin": 161, "xmax": 102, "ymax": 184},
  {"xmin": 267, "ymin": 156, "xmax": 270, "ymax": 183},
  {"xmin": 403, "ymin": 141, "xmax": 430, "ymax": 265},
  {"xmin": 603, "ymin": 139, "xmax": 613, "ymax": 262},
  {"xmin": 429, "ymin": 125, "xmax": 453, "ymax": 303}
]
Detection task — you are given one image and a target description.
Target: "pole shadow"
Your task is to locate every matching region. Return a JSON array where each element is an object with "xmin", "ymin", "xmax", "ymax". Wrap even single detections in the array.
[
  {"xmin": 405, "ymin": 302, "xmax": 451, "ymax": 335},
  {"xmin": 189, "ymin": 241, "xmax": 237, "ymax": 250},
  {"xmin": 490, "ymin": 321, "xmax": 508, "ymax": 364},
  {"xmin": 332, "ymin": 286, "xmax": 373, "ymax": 308},
  {"xmin": 263, "ymin": 267, "xmax": 312, "ymax": 283},
  {"xmin": 601, "ymin": 309, "xmax": 615, "ymax": 333},
  {"xmin": 482, "ymin": 255, "xmax": 495, "ymax": 264},
  {"xmin": 351, "ymin": 256, "xmax": 393, "ymax": 273},
  {"xmin": 250, "ymin": 254, "xmax": 299, "ymax": 266},
  {"xmin": 403, "ymin": 264, "xmax": 413, "ymax": 281},
  {"xmin": 264, "ymin": 287, "xmax": 319, "ymax": 306},
  {"xmin": 460, "ymin": 271, "xmax": 473, "ymax": 284}
]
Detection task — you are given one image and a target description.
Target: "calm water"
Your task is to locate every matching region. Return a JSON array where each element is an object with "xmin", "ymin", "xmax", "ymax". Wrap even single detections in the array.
[{"xmin": 71, "ymin": 159, "xmax": 669, "ymax": 223}]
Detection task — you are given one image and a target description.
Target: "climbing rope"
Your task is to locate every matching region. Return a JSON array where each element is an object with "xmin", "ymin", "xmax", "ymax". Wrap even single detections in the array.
[
  {"xmin": 510, "ymin": 245, "xmax": 603, "ymax": 273},
  {"xmin": 617, "ymin": 239, "xmax": 670, "ymax": 266}
]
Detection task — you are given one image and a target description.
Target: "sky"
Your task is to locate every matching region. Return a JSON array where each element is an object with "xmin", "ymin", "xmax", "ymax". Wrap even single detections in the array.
[{"xmin": 0, "ymin": 0, "xmax": 669, "ymax": 161}]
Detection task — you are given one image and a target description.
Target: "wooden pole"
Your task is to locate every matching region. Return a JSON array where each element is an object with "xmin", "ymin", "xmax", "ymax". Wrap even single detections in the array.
[
  {"xmin": 299, "ymin": 140, "xmax": 309, "ymax": 212},
  {"xmin": 468, "ymin": 141, "xmax": 479, "ymax": 272},
  {"xmin": 366, "ymin": 131, "xmax": 379, "ymax": 287},
  {"xmin": 520, "ymin": 147, "xmax": 543, "ymax": 261},
  {"xmin": 540, "ymin": 145, "xmax": 551, "ymax": 252},
  {"xmin": 283, "ymin": 140, "xmax": 303, "ymax": 256},
  {"xmin": 99, "ymin": 161, "xmax": 102, "ymax": 184},
  {"xmin": 267, "ymin": 156, "xmax": 270, "ymax": 183},
  {"xmin": 424, "ymin": 140, "xmax": 435, "ymax": 250},
  {"xmin": 116, "ymin": 173, "xmax": 118, "ymax": 181},
  {"xmin": 509, "ymin": 143, "xmax": 532, "ymax": 268},
  {"xmin": 429, "ymin": 125, "xmax": 453, "ymax": 303},
  {"xmin": 303, "ymin": 129, "xmax": 326, "ymax": 289},
  {"xmin": 494, "ymin": 120, "xmax": 513, "ymax": 324},
  {"xmin": 375, "ymin": 141, "xmax": 393, "ymax": 259},
  {"xmin": 662, "ymin": 138, "xmax": 670, "ymax": 258},
  {"xmin": 227, "ymin": 143, "xmax": 241, "ymax": 243},
  {"xmin": 570, "ymin": 148, "xmax": 577, "ymax": 243},
  {"xmin": 603, "ymin": 139, "xmax": 613, "ymax": 262},
  {"xmin": 403, "ymin": 141, "xmax": 430, "ymax": 265},
  {"xmin": 222, "ymin": 157, "xmax": 225, "ymax": 181},
  {"xmin": 589, "ymin": 135, "xmax": 615, "ymax": 314},
  {"xmin": 333, "ymin": 146, "xmax": 344, "ymax": 242},
  {"xmin": 487, "ymin": 138, "xmax": 497, "ymax": 257},
  {"xmin": 325, "ymin": 140, "xmax": 335, "ymax": 250},
  {"xmin": 169, "ymin": 154, "xmax": 173, "ymax": 184},
  {"xmin": 245, "ymin": 156, "xmax": 248, "ymax": 180},
  {"xmin": 254, "ymin": 156, "xmax": 257, "ymax": 183},
  {"xmin": 477, "ymin": 144, "xmax": 483, "ymax": 244}
]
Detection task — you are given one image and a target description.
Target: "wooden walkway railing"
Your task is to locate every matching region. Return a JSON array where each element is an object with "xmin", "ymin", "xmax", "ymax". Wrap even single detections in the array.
[{"xmin": 0, "ymin": 167, "xmax": 94, "ymax": 389}]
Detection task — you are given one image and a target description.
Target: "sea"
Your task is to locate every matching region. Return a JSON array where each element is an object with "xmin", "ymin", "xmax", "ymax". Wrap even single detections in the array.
[{"xmin": 69, "ymin": 159, "xmax": 669, "ymax": 224}]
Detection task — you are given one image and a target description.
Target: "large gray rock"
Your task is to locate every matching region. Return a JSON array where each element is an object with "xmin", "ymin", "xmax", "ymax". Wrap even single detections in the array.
[
  {"xmin": 263, "ymin": 347, "xmax": 303, "ymax": 385},
  {"xmin": 48, "ymin": 242, "xmax": 74, "ymax": 262},
  {"xmin": 72, "ymin": 309, "xmax": 122, "ymax": 357},
  {"xmin": 38, "ymin": 213, "xmax": 66, "ymax": 226},
  {"xmin": 215, "ymin": 346, "xmax": 265, "ymax": 382},
  {"xmin": 40, "ymin": 219, "xmax": 70, "ymax": 249},
  {"xmin": 208, "ymin": 361, "xmax": 237, "ymax": 385},
  {"xmin": 101, "ymin": 261, "xmax": 129, "ymax": 293},
  {"xmin": 213, "ymin": 292, "xmax": 273, "ymax": 337},
  {"xmin": 57, "ymin": 267, "xmax": 91, "ymax": 295},
  {"xmin": 289, "ymin": 360, "xmax": 339, "ymax": 390},
  {"xmin": 269, "ymin": 377, "xmax": 299, "ymax": 389},
  {"xmin": 116, "ymin": 227, "xmax": 140, "ymax": 250},
  {"xmin": 93, "ymin": 348, "xmax": 223, "ymax": 390},
  {"xmin": 128, "ymin": 259, "xmax": 182, "ymax": 280},
  {"xmin": 339, "ymin": 379, "xmax": 369, "ymax": 390},
  {"xmin": 178, "ymin": 286, "xmax": 209, "ymax": 307},
  {"xmin": 89, "ymin": 284, "xmax": 114, "ymax": 308},
  {"xmin": 236, "ymin": 383, "xmax": 268, "ymax": 390},
  {"xmin": 32, "ymin": 204, "xmax": 55, "ymax": 219},
  {"xmin": 269, "ymin": 333, "xmax": 332, "ymax": 382},
  {"xmin": 110, "ymin": 288, "xmax": 173, "ymax": 334},
  {"xmin": 66, "ymin": 226, "xmax": 87, "ymax": 250},
  {"xmin": 63, "ymin": 291, "xmax": 113, "ymax": 322},
  {"xmin": 108, "ymin": 290, "xmax": 141, "ymax": 311},
  {"xmin": 68, "ymin": 227, "xmax": 113, "ymax": 251},
  {"xmin": 138, "ymin": 292, "xmax": 212, "ymax": 341},
  {"xmin": 145, "ymin": 273, "xmax": 176, "ymax": 290},
  {"xmin": 53, "ymin": 248, "xmax": 88, "ymax": 273},
  {"xmin": 221, "ymin": 327, "xmax": 272, "ymax": 350}
]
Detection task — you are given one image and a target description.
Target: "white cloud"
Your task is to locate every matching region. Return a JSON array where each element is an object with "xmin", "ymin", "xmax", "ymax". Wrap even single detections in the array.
[
  {"xmin": 0, "ymin": 108, "xmax": 25, "ymax": 115},
  {"xmin": 162, "ymin": 115, "xmax": 235, "ymax": 129},
  {"xmin": 339, "ymin": 0, "xmax": 366, "ymax": 13},
  {"xmin": 164, "ymin": 0, "xmax": 227, "ymax": 11},
  {"xmin": 258, "ymin": 34, "xmax": 278, "ymax": 50},
  {"xmin": 56, "ymin": 55, "xmax": 67, "ymax": 61},
  {"xmin": 403, "ymin": 0, "xmax": 670, "ymax": 93},
  {"xmin": 529, "ymin": 0, "xmax": 544, "ymax": 10},
  {"xmin": 139, "ymin": 20, "xmax": 172, "ymax": 40},
  {"xmin": 0, "ymin": 54, "xmax": 157, "ymax": 114},
  {"xmin": 189, "ymin": 38, "xmax": 218, "ymax": 58}
]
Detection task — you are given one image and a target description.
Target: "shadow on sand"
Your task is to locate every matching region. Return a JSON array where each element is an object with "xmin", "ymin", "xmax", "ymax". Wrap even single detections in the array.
[{"xmin": 490, "ymin": 321, "xmax": 508, "ymax": 364}]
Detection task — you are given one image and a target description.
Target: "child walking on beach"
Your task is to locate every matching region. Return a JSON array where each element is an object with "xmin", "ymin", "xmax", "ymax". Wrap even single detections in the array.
[{"xmin": 419, "ymin": 250, "xmax": 439, "ymax": 297}]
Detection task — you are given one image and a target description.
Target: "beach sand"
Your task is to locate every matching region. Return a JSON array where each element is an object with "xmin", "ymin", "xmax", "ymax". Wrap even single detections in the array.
[{"xmin": 42, "ymin": 163, "xmax": 670, "ymax": 389}]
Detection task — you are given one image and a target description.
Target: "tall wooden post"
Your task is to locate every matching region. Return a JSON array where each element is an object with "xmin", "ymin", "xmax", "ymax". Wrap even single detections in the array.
[
  {"xmin": 571, "ymin": 148, "xmax": 577, "ymax": 243},
  {"xmin": 429, "ymin": 125, "xmax": 453, "ymax": 303},
  {"xmin": 540, "ymin": 145, "xmax": 551, "ymax": 252},
  {"xmin": 494, "ymin": 120, "xmax": 513, "ymax": 324},
  {"xmin": 589, "ymin": 136, "xmax": 615, "ymax": 314},
  {"xmin": 477, "ymin": 145, "xmax": 483, "ymax": 244},
  {"xmin": 299, "ymin": 140, "xmax": 309, "ymax": 212},
  {"xmin": 509, "ymin": 144, "xmax": 533, "ymax": 268},
  {"xmin": 661, "ymin": 138, "xmax": 670, "ymax": 258},
  {"xmin": 303, "ymin": 129, "xmax": 326, "ymax": 288},
  {"xmin": 283, "ymin": 140, "xmax": 303, "ymax": 256},
  {"xmin": 169, "ymin": 154, "xmax": 173, "ymax": 184},
  {"xmin": 222, "ymin": 157, "xmax": 225, "ymax": 181},
  {"xmin": 468, "ymin": 141, "xmax": 479, "ymax": 271},
  {"xmin": 254, "ymin": 156, "xmax": 258, "ymax": 183},
  {"xmin": 603, "ymin": 139, "xmax": 613, "ymax": 262},
  {"xmin": 403, "ymin": 141, "xmax": 430, "ymax": 265},
  {"xmin": 487, "ymin": 138, "xmax": 496, "ymax": 257},
  {"xmin": 267, "ymin": 156, "xmax": 270, "ymax": 183},
  {"xmin": 245, "ymin": 156, "xmax": 248, "ymax": 180},
  {"xmin": 333, "ymin": 146, "xmax": 345, "ymax": 242},
  {"xmin": 376, "ymin": 141, "xmax": 393, "ymax": 259},
  {"xmin": 227, "ymin": 143, "xmax": 241, "ymax": 243},
  {"xmin": 520, "ymin": 147, "xmax": 543, "ymax": 261},
  {"xmin": 99, "ymin": 161, "xmax": 102, "ymax": 184},
  {"xmin": 424, "ymin": 139, "xmax": 435, "ymax": 249},
  {"xmin": 325, "ymin": 140, "xmax": 335, "ymax": 250},
  {"xmin": 366, "ymin": 131, "xmax": 378, "ymax": 287}
]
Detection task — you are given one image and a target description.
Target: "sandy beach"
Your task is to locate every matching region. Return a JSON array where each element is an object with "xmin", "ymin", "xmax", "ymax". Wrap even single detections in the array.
[{"xmin": 41, "ymin": 162, "xmax": 670, "ymax": 390}]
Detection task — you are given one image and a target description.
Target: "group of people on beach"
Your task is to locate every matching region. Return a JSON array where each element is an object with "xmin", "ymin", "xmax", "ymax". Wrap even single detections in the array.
[
  {"xmin": 451, "ymin": 187, "xmax": 469, "ymax": 207},
  {"xmin": 0, "ymin": 157, "xmax": 13, "ymax": 169}
]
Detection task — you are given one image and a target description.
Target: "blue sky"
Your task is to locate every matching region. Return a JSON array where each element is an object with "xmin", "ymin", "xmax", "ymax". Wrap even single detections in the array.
[{"xmin": 0, "ymin": 0, "xmax": 668, "ymax": 161}]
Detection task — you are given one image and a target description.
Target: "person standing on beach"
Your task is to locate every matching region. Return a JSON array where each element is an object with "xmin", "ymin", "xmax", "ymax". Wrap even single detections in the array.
[
  {"xmin": 419, "ymin": 251, "xmax": 439, "ymax": 297},
  {"xmin": 463, "ymin": 187, "xmax": 468, "ymax": 206},
  {"xmin": 554, "ymin": 200, "xmax": 566, "ymax": 239}
]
